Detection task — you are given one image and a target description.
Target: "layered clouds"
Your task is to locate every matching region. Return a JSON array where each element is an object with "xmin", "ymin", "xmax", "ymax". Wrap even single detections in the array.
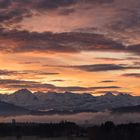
[
  {"xmin": 0, "ymin": 29, "xmax": 140, "ymax": 54},
  {"xmin": 0, "ymin": 0, "xmax": 139, "ymax": 95}
]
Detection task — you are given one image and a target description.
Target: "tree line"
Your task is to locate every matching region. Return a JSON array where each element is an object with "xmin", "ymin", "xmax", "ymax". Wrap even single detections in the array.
[{"xmin": 0, "ymin": 121, "xmax": 140, "ymax": 140}]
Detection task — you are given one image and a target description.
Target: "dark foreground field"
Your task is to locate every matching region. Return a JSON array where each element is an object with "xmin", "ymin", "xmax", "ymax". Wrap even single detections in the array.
[
  {"xmin": 0, "ymin": 121, "xmax": 140, "ymax": 140},
  {"xmin": 0, "ymin": 137, "xmax": 87, "ymax": 140}
]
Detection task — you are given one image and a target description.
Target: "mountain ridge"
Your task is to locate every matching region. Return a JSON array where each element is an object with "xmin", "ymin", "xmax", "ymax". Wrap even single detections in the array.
[{"xmin": 0, "ymin": 89, "xmax": 140, "ymax": 112}]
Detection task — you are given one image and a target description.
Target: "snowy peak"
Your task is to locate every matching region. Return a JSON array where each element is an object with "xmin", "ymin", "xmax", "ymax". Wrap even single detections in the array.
[
  {"xmin": 117, "ymin": 93, "xmax": 132, "ymax": 97},
  {"xmin": 3, "ymin": 89, "xmax": 38, "ymax": 107},
  {"xmin": 11, "ymin": 88, "xmax": 37, "ymax": 101},
  {"xmin": 104, "ymin": 92, "xmax": 114, "ymax": 97},
  {"xmin": 13, "ymin": 89, "xmax": 33, "ymax": 95}
]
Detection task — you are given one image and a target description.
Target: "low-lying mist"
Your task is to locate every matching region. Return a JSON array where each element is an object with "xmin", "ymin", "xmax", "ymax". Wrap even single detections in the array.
[{"xmin": 0, "ymin": 111, "xmax": 140, "ymax": 125}]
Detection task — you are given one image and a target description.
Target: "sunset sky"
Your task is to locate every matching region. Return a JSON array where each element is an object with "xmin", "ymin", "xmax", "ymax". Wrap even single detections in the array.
[{"xmin": 0, "ymin": 0, "xmax": 140, "ymax": 95}]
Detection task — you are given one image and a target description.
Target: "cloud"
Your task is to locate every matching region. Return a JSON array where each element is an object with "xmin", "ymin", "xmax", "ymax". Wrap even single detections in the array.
[
  {"xmin": 0, "ymin": 0, "xmax": 114, "ymax": 26},
  {"xmin": 133, "ymin": 62, "xmax": 140, "ymax": 65},
  {"xmin": 0, "ymin": 78, "xmax": 121, "ymax": 92},
  {"xmin": 91, "ymin": 86, "xmax": 120, "ymax": 90},
  {"xmin": 58, "ymin": 86, "xmax": 120, "ymax": 92},
  {"xmin": 0, "ymin": 79, "xmax": 38, "ymax": 85},
  {"xmin": 0, "ymin": 0, "xmax": 139, "ymax": 47},
  {"xmin": 50, "ymin": 80, "xmax": 65, "ymax": 82},
  {"xmin": 0, "ymin": 69, "xmax": 59, "ymax": 76},
  {"xmin": 57, "ymin": 64, "xmax": 140, "ymax": 72},
  {"xmin": 0, "ymin": 28, "xmax": 140, "ymax": 54},
  {"xmin": 34, "ymin": 0, "xmax": 78, "ymax": 10},
  {"xmin": 101, "ymin": 0, "xmax": 140, "ymax": 45},
  {"xmin": 0, "ymin": 0, "xmax": 11, "ymax": 8},
  {"xmin": 0, "ymin": 29, "xmax": 126, "ymax": 53},
  {"xmin": 0, "ymin": 79, "xmax": 55, "ymax": 89},
  {"xmin": 58, "ymin": 8, "xmax": 75, "ymax": 15},
  {"xmin": 0, "ymin": 29, "xmax": 124, "ymax": 53},
  {"xmin": 110, "ymin": 12, "xmax": 135, "ymax": 32},
  {"xmin": 0, "ymin": 0, "xmax": 139, "ymax": 55},
  {"xmin": 127, "ymin": 44, "xmax": 140, "ymax": 54},
  {"xmin": 0, "ymin": 2, "xmax": 31, "ymax": 26},
  {"xmin": 0, "ymin": 70, "xmax": 17, "ymax": 76},
  {"xmin": 122, "ymin": 73, "xmax": 140, "ymax": 78},
  {"xmin": 34, "ymin": 0, "xmax": 114, "ymax": 11},
  {"xmin": 26, "ymin": 71, "xmax": 60, "ymax": 75},
  {"xmin": 100, "ymin": 80, "xmax": 116, "ymax": 83},
  {"xmin": 95, "ymin": 57, "xmax": 124, "ymax": 61},
  {"xmin": 37, "ymin": 72, "xmax": 60, "ymax": 75},
  {"xmin": 20, "ymin": 61, "xmax": 41, "ymax": 64},
  {"xmin": 0, "ymin": 29, "xmax": 140, "ymax": 55},
  {"xmin": 109, "ymin": 6, "xmax": 140, "ymax": 32}
]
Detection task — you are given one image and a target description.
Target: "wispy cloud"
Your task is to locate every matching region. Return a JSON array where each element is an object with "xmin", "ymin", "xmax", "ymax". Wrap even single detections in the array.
[
  {"xmin": 122, "ymin": 73, "xmax": 140, "ymax": 78},
  {"xmin": 100, "ymin": 80, "xmax": 116, "ymax": 83},
  {"xmin": 48, "ymin": 64, "xmax": 140, "ymax": 72},
  {"xmin": 0, "ymin": 78, "xmax": 121, "ymax": 93}
]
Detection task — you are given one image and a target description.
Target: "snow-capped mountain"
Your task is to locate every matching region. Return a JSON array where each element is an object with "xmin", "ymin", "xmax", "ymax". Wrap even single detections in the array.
[
  {"xmin": 0, "ymin": 89, "xmax": 140, "ymax": 112},
  {"xmin": 1, "ymin": 89, "xmax": 39, "ymax": 108},
  {"xmin": 94, "ymin": 92, "xmax": 137, "ymax": 110},
  {"xmin": 34, "ymin": 91, "xmax": 96, "ymax": 111}
]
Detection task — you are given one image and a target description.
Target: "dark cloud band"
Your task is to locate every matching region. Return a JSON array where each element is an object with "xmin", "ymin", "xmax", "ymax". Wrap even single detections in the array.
[
  {"xmin": 0, "ymin": 78, "xmax": 121, "ymax": 92},
  {"xmin": 48, "ymin": 64, "xmax": 140, "ymax": 72}
]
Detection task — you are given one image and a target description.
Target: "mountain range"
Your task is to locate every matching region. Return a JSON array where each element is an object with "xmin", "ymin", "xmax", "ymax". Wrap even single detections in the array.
[
  {"xmin": 0, "ymin": 89, "xmax": 140, "ymax": 115},
  {"xmin": 0, "ymin": 101, "xmax": 30, "ymax": 116}
]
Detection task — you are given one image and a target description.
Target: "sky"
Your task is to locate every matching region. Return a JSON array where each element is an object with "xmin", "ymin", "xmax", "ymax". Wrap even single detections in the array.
[{"xmin": 0, "ymin": 0, "xmax": 140, "ymax": 95}]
